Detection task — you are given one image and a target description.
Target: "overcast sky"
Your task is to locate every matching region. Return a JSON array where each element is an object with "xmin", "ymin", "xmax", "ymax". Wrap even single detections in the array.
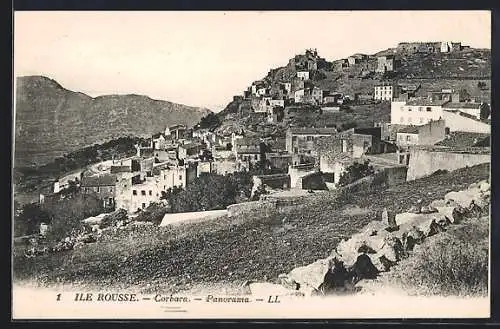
[{"xmin": 14, "ymin": 11, "xmax": 491, "ymax": 112}]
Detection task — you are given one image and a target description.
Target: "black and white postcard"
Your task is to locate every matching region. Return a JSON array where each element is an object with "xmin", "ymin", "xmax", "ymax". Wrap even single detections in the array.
[{"xmin": 12, "ymin": 10, "xmax": 492, "ymax": 319}]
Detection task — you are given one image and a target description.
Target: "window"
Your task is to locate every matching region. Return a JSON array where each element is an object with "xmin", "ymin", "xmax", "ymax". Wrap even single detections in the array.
[
  {"xmin": 426, "ymin": 107, "xmax": 432, "ymax": 112},
  {"xmin": 133, "ymin": 190, "xmax": 137, "ymax": 195},
  {"xmin": 149, "ymin": 190, "xmax": 152, "ymax": 196},
  {"xmin": 292, "ymin": 136, "xmax": 297, "ymax": 141},
  {"xmin": 141, "ymin": 190, "xmax": 146, "ymax": 196},
  {"xmin": 96, "ymin": 187, "xmax": 100, "ymax": 193},
  {"xmin": 142, "ymin": 203, "xmax": 146, "ymax": 209},
  {"xmin": 306, "ymin": 136, "xmax": 313, "ymax": 141},
  {"xmin": 408, "ymin": 107, "xmax": 412, "ymax": 111},
  {"xmin": 179, "ymin": 175, "xmax": 182, "ymax": 181},
  {"xmin": 406, "ymin": 135, "xmax": 411, "ymax": 141},
  {"xmin": 418, "ymin": 107, "xmax": 423, "ymax": 112}
]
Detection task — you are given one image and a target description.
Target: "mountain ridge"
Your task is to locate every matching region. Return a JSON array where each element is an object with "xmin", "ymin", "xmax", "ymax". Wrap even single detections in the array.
[{"xmin": 14, "ymin": 75, "xmax": 212, "ymax": 167}]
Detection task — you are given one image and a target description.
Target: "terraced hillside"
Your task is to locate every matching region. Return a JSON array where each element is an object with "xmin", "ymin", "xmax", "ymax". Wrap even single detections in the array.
[{"xmin": 13, "ymin": 163, "xmax": 490, "ymax": 293}]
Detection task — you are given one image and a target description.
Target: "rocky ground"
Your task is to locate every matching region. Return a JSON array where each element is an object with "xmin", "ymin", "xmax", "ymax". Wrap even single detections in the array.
[{"xmin": 13, "ymin": 163, "xmax": 490, "ymax": 296}]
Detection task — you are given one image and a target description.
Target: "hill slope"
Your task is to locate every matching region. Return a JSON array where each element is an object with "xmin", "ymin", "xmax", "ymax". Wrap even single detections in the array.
[
  {"xmin": 215, "ymin": 46, "xmax": 491, "ymax": 136},
  {"xmin": 14, "ymin": 76, "xmax": 211, "ymax": 167}
]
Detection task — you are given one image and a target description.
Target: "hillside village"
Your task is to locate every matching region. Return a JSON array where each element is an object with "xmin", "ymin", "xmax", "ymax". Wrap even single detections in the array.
[
  {"xmin": 32, "ymin": 41, "xmax": 491, "ymax": 216},
  {"xmin": 14, "ymin": 41, "xmax": 491, "ymax": 297}
]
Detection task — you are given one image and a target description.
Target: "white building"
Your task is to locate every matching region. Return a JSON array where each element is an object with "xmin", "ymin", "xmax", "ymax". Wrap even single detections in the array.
[
  {"xmin": 294, "ymin": 89, "xmax": 306, "ymax": 104},
  {"xmin": 390, "ymin": 98, "xmax": 448, "ymax": 126},
  {"xmin": 391, "ymin": 98, "xmax": 491, "ymax": 134},
  {"xmin": 296, "ymin": 71, "xmax": 310, "ymax": 81},
  {"xmin": 283, "ymin": 82, "xmax": 292, "ymax": 94}
]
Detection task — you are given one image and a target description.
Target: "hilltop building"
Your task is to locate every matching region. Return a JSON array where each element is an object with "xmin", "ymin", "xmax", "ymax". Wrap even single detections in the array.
[{"xmin": 376, "ymin": 55, "xmax": 396, "ymax": 73}]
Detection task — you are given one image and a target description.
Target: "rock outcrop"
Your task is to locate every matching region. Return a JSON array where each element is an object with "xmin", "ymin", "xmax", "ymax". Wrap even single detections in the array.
[{"xmin": 245, "ymin": 178, "xmax": 491, "ymax": 297}]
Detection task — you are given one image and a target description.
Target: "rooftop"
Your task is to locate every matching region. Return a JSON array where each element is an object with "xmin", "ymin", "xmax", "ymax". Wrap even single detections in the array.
[
  {"xmin": 435, "ymin": 132, "xmax": 491, "ymax": 148},
  {"xmin": 406, "ymin": 98, "xmax": 450, "ymax": 106},
  {"xmin": 442, "ymin": 102, "xmax": 483, "ymax": 109},
  {"xmin": 81, "ymin": 174, "xmax": 116, "ymax": 187},
  {"xmin": 289, "ymin": 127, "xmax": 338, "ymax": 135},
  {"xmin": 237, "ymin": 149, "xmax": 261, "ymax": 154},
  {"xmin": 398, "ymin": 126, "xmax": 420, "ymax": 134}
]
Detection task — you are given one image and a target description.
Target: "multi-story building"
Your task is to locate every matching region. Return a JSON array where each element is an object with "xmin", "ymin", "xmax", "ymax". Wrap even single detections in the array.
[
  {"xmin": 391, "ymin": 98, "xmax": 449, "ymax": 126},
  {"xmin": 391, "ymin": 97, "xmax": 491, "ymax": 134},
  {"xmin": 165, "ymin": 124, "xmax": 187, "ymax": 140},
  {"xmin": 178, "ymin": 142, "xmax": 205, "ymax": 160},
  {"xmin": 285, "ymin": 127, "xmax": 338, "ymax": 156},
  {"xmin": 115, "ymin": 162, "xmax": 197, "ymax": 213},
  {"xmin": 395, "ymin": 119, "xmax": 446, "ymax": 147},
  {"xmin": 376, "ymin": 55, "xmax": 396, "ymax": 73},
  {"xmin": 81, "ymin": 174, "xmax": 117, "ymax": 209},
  {"xmin": 374, "ymin": 83, "xmax": 400, "ymax": 101}
]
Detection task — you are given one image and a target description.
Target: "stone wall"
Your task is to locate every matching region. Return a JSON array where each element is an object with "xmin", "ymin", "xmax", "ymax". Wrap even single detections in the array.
[
  {"xmin": 296, "ymin": 172, "xmax": 328, "ymax": 190},
  {"xmin": 407, "ymin": 148, "xmax": 490, "ymax": 181},
  {"xmin": 227, "ymin": 200, "xmax": 278, "ymax": 218}
]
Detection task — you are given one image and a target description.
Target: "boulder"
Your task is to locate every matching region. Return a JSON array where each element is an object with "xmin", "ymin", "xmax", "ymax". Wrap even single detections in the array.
[
  {"xmin": 100, "ymin": 209, "xmax": 128, "ymax": 228},
  {"xmin": 407, "ymin": 205, "xmax": 421, "ymax": 214},
  {"xmin": 349, "ymin": 254, "xmax": 379, "ymax": 284},
  {"xmin": 287, "ymin": 256, "xmax": 339, "ymax": 291},
  {"xmin": 469, "ymin": 182, "xmax": 480, "ymax": 190},
  {"xmin": 320, "ymin": 258, "xmax": 351, "ymax": 294},
  {"xmin": 420, "ymin": 205, "xmax": 438, "ymax": 214},
  {"xmin": 277, "ymin": 274, "xmax": 300, "ymax": 291},
  {"xmin": 377, "ymin": 235, "xmax": 404, "ymax": 262},
  {"xmin": 479, "ymin": 181, "xmax": 490, "ymax": 192},
  {"xmin": 376, "ymin": 255, "xmax": 395, "ymax": 272},
  {"xmin": 401, "ymin": 227, "xmax": 425, "ymax": 251},
  {"xmin": 444, "ymin": 189, "xmax": 482, "ymax": 209},
  {"xmin": 435, "ymin": 206, "xmax": 463, "ymax": 224},
  {"xmin": 413, "ymin": 213, "xmax": 447, "ymax": 237},
  {"xmin": 466, "ymin": 201, "xmax": 483, "ymax": 218},
  {"xmin": 430, "ymin": 199, "xmax": 447, "ymax": 208},
  {"xmin": 395, "ymin": 212, "xmax": 448, "ymax": 237},
  {"xmin": 336, "ymin": 233, "xmax": 370, "ymax": 267},
  {"xmin": 395, "ymin": 212, "xmax": 422, "ymax": 226},
  {"xmin": 81, "ymin": 213, "xmax": 107, "ymax": 225}
]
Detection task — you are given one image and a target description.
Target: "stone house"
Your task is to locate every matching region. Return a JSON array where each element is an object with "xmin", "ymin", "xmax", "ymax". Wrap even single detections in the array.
[
  {"xmin": 396, "ymin": 119, "xmax": 446, "ymax": 148},
  {"xmin": 81, "ymin": 174, "xmax": 117, "ymax": 209},
  {"xmin": 285, "ymin": 127, "xmax": 338, "ymax": 156},
  {"xmin": 178, "ymin": 142, "xmax": 205, "ymax": 160},
  {"xmin": 165, "ymin": 124, "xmax": 187, "ymax": 140},
  {"xmin": 376, "ymin": 55, "xmax": 396, "ymax": 73}
]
